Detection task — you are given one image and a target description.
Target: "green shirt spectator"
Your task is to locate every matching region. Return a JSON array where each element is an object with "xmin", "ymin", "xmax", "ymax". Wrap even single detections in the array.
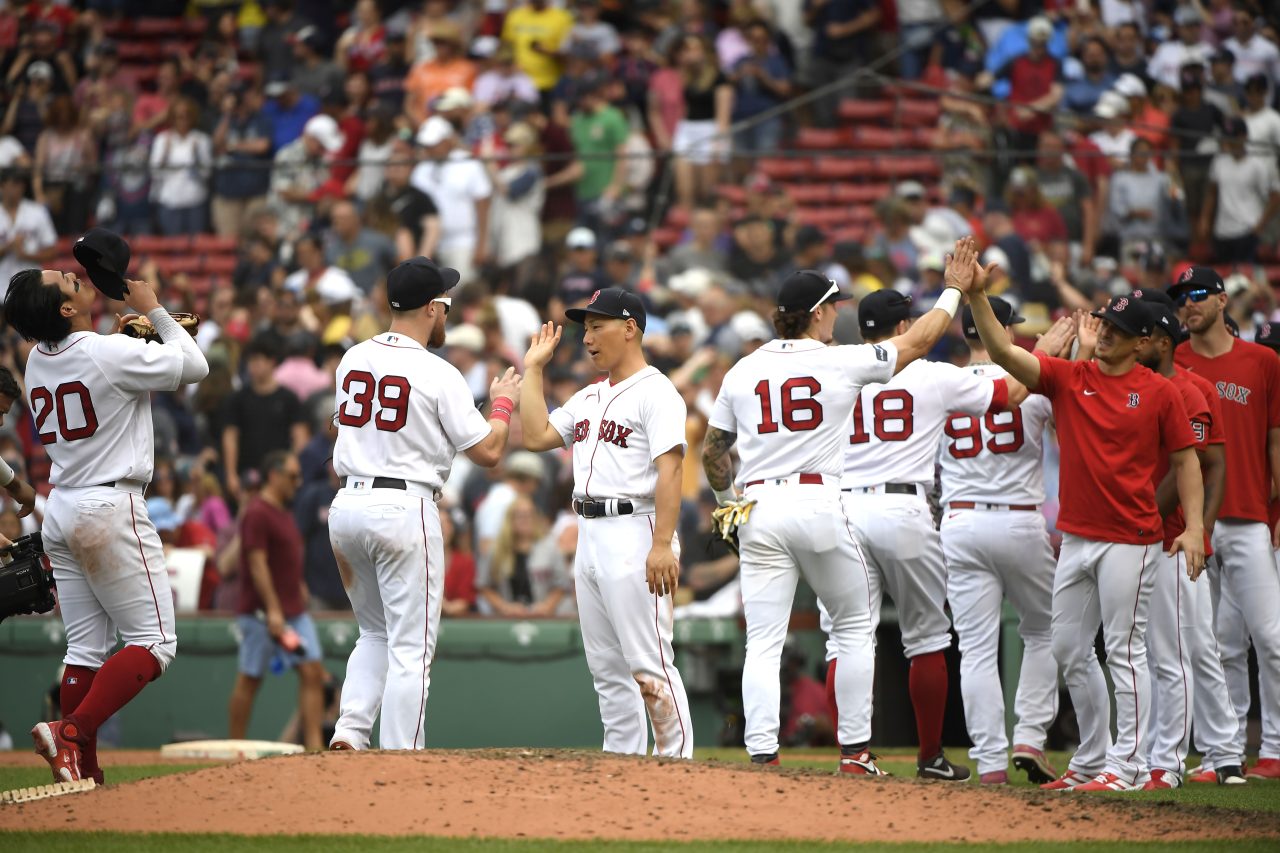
[{"xmin": 569, "ymin": 86, "xmax": 628, "ymax": 203}]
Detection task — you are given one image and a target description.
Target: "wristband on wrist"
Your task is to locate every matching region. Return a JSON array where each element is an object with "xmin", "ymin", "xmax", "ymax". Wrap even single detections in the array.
[
  {"xmin": 935, "ymin": 287, "xmax": 962, "ymax": 319},
  {"xmin": 490, "ymin": 408, "xmax": 512, "ymax": 425},
  {"xmin": 492, "ymin": 396, "xmax": 514, "ymax": 412},
  {"xmin": 712, "ymin": 486, "xmax": 738, "ymax": 507}
]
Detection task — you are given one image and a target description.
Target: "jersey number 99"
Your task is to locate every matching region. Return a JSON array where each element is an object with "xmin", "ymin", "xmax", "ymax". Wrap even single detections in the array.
[
  {"xmin": 945, "ymin": 409, "xmax": 1025, "ymax": 458},
  {"xmin": 338, "ymin": 370, "xmax": 410, "ymax": 432},
  {"xmin": 30, "ymin": 382, "xmax": 99, "ymax": 445}
]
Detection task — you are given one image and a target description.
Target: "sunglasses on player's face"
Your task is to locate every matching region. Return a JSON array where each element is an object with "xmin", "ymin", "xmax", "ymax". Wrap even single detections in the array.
[
  {"xmin": 432, "ymin": 297, "xmax": 451, "ymax": 315},
  {"xmin": 1175, "ymin": 289, "xmax": 1213, "ymax": 307}
]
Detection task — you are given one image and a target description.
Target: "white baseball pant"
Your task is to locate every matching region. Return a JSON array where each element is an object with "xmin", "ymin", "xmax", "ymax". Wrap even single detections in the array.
[
  {"xmin": 941, "ymin": 509, "xmax": 1058, "ymax": 776},
  {"xmin": 1189, "ymin": 555, "xmax": 1240, "ymax": 770},
  {"xmin": 43, "ymin": 484, "xmax": 177, "ymax": 674},
  {"xmin": 1144, "ymin": 552, "xmax": 1195, "ymax": 779},
  {"xmin": 575, "ymin": 512, "xmax": 692, "ymax": 758},
  {"xmin": 328, "ymin": 487, "xmax": 444, "ymax": 750},
  {"xmin": 1212, "ymin": 521, "xmax": 1280, "ymax": 761},
  {"xmin": 740, "ymin": 483, "xmax": 875, "ymax": 757},
  {"xmin": 1052, "ymin": 534, "xmax": 1158, "ymax": 784}
]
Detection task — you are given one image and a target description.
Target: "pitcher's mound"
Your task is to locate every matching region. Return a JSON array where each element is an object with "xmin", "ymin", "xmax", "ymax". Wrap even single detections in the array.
[{"xmin": 1, "ymin": 750, "xmax": 1276, "ymax": 843}]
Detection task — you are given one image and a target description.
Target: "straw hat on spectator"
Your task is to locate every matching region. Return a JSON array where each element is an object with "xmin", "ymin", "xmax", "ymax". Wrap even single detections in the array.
[
  {"xmin": 1027, "ymin": 16, "xmax": 1052, "ymax": 43},
  {"xmin": 1093, "ymin": 91, "xmax": 1130, "ymax": 119},
  {"xmin": 503, "ymin": 122, "xmax": 538, "ymax": 151},
  {"xmin": 426, "ymin": 19, "xmax": 465, "ymax": 46}
]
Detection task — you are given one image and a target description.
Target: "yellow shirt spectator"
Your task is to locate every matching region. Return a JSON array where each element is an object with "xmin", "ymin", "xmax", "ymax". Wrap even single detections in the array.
[{"xmin": 502, "ymin": 2, "xmax": 574, "ymax": 91}]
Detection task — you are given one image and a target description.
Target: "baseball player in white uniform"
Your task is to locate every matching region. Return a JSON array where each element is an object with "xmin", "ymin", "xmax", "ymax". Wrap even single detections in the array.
[
  {"xmin": 938, "ymin": 298, "xmax": 1060, "ymax": 786},
  {"xmin": 520, "ymin": 288, "xmax": 693, "ymax": 758},
  {"xmin": 328, "ymin": 257, "xmax": 520, "ymax": 750},
  {"xmin": 833, "ymin": 288, "xmax": 1029, "ymax": 782},
  {"xmin": 6, "ymin": 266, "xmax": 208, "ymax": 784},
  {"xmin": 702, "ymin": 239, "xmax": 980, "ymax": 772}
]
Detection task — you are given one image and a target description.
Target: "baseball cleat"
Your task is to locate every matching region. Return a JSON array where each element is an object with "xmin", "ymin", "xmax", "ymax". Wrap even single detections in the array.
[
  {"xmin": 1074, "ymin": 772, "xmax": 1139, "ymax": 792},
  {"xmin": 749, "ymin": 752, "xmax": 779, "ymax": 766},
  {"xmin": 979, "ymin": 770, "xmax": 1008, "ymax": 785},
  {"xmin": 1247, "ymin": 758, "xmax": 1280, "ymax": 779},
  {"xmin": 329, "ymin": 740, "xmax": 355, "ymax": 751},
  {"xmin": 1186, "ymin": 765, "xmax": 1217, "ymax": 783},
  {"xmin": 1011, "ymin": 744, "xmax": 1057, "ymax": 784},
  {"xmin": 31, "ymin": 721, "xmax": 84, "ymax": 784},
  {"xmin": 839, "ymin": 750, "xmax": 888, "ymax": 776},
  {"xmin": 916, "ymin": 752, "xmax": 971, "ymax": 781},
  {"xmin": 1216, "ymin": 765, "xmax": 1247, "ymax": 785},
  {"xmin": 1040, "ymin": 770, "xmax": 1095, "ymax": 791},
  {"xmin": 1142, "ymin": 769, "xmax": 1181, "ymax": 789}
]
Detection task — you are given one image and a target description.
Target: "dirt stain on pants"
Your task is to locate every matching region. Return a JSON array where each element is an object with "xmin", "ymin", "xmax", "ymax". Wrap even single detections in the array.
[{"xmin": 635, "ymin": 673, "xmax": 680, "ymax": 754}]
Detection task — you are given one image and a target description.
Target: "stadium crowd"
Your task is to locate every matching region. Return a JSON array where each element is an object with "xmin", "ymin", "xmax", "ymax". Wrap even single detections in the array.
[{"xmin": 0, "ymin": 0, "xmax": 1279, "ymax": 625}]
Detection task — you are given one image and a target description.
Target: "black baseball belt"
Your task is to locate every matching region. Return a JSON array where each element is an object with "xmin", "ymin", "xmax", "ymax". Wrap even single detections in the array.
[{"xmin": 573, "ymin": 498, "xmax": 634, "ymax": 519}]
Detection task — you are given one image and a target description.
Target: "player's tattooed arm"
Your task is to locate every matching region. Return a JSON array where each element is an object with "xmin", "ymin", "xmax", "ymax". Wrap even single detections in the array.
[{"xmin": 701, "ymin": 426, "xmax": 737, "ymax": 492}]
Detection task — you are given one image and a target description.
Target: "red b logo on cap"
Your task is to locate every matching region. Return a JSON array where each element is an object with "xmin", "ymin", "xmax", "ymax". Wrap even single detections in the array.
[
  {"xmin": 1180, "ymin": 267, "xmax": 1194, "ymax": 283},
  {"xmin": 588, "ymin": 290, "xmax": 600, "ymax": 306},
  {"xmin": 1114, "ymin": 297, "xmax": 1128, "ymax": 311}
]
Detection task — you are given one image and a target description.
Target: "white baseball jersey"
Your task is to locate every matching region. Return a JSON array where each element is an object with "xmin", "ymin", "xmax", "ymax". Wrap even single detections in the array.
[
  {"xmin": 24, "ymin": 332, "xmax": 186, "ymax": 487},
  {"xmin": 842, "ymin": 359, "xmax": 1001, "ymax": 490},
  {"xmin": 939, "ymin": 363, "xmax": 1053, "ymax": 506},
  {"xmin": 333, "ymin": 332, "xmax": 491, "ymax": 488},
  {"xmin": 709, "ymin": 338, "xmax": 898, "ymax": 486},
  {"xmin": 548, "ymin": 366, "xmax": 687, "ymax": 501}
]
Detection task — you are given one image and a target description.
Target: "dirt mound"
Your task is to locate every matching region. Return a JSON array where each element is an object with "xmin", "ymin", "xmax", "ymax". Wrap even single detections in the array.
[
  {"xmin": 2, "ymin": 750, "xmax": 1276, "ymax": 843},
  {"xmin": 0, "ymin": 750, "xmax": 210, "ymax": 768}
]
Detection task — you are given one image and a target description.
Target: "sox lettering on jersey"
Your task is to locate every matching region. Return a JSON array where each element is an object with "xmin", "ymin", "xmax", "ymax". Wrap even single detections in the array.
[
  {"xmin": 598, "ymin": 419, "xmax": 633, "ymax": 448},
  {"xmin": 1215, "ymin": 381, "xmax": 1252, "ymax": 405}
]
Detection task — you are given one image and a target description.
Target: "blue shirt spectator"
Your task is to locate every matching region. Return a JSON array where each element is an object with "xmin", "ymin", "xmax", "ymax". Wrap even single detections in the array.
[{"xmin": 262, "ymin": 80, "xmax": 320, "ymax": 153}]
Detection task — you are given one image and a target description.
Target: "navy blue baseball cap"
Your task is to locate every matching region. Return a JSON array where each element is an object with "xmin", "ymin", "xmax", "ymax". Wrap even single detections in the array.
[
  {"xmin": 1168, "ymin": 265, "xmax": 1225, "ymax": 300},
  {"xmin": 565, "ymin": 287, "xmax": 647, "ymax": 331},
  {"xmin": 961, "ymin": 296, "xmax": 1025, "ymax": 340},
  {"xmin": 386, "ymin": 256, "xmax": 459, "ymax": 311},
  {"xmin": 1147, "ymin": 302, "xmax": 1186, "ymax": 344},
  {"xmin": 858, "ymin": 289, "xmax": 912, "ymax": 336},
  {"xmin": 778, "ymin": 269, "xmax": 851, "ymax": 313},
  {"xmin": 1092, "ymin": 294, "xmax": 1154, "ymax": 337},
  {"xmin": 1256, "ymin": 321, "xmax": 1280, "ymax": 350}
]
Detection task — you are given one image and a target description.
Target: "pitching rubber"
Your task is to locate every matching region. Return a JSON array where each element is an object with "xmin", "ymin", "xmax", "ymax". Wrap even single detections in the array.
[{"xmin": 1, "ymin": 779, "xmax": 96, "ymax": 805}]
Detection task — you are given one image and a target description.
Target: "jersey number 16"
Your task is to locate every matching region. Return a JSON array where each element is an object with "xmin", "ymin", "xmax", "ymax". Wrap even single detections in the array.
[
  {"xmin": 754, "ymin": 378, "xmax": 823, "ymax": 433},
  {"xmin": 338, "ymin": 370, "xmax": 410, "ymax": 432}
]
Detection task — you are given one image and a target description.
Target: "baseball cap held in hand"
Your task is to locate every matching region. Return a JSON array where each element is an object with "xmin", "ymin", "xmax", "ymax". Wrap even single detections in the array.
[
  {"xmin": 72, "ymin": 228, "xmax": 131, "ymax": 300},
  {"xmin": 386, "ymin": 256, "xmax": 460, "ymax": 311}
]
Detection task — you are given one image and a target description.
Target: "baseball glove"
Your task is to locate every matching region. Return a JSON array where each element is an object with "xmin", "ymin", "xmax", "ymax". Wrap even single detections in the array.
[
  {"xmin": 122, "ymin": 312, "xmax": 200, "ymax": 343},
  {"xmin": 710, "ymin": 499, "xmax": 756, "ymax": 557}
]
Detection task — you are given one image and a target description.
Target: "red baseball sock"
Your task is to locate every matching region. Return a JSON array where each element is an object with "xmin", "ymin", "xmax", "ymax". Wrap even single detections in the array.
[
  {"xmin": 65, "ymin": 646, "xmax": 161, "ymax": 739},
  {"xmin": 909, "ymin": 651, "xmax": 948, "ymax": 760},
  {"xmin": 60, "ymin": 665, "xmax": 99, "ymax": 774},
  {"xmin": 824, "ymin": 659, "xmax": 840, "ymax": 746}
]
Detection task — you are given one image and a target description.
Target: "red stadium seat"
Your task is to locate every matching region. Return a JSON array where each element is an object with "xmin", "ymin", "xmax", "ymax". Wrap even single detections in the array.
[
  {"xmin": 202, "ymin": 255, "xmax": 239, "ymax": 276},
  {"xmin": 875, "ymin": 156, "xmax": 942, "ymax": 179},
  {"xmin": 653, "ymin": 227, "xmax": 683, "ymax": 249},
  {"xmin": 716, "ymin": 185, "xmax": 746, "ymax": 205},
  {"xmin": 832, "ymin": 226, "xmax": 867, "ymax": 244},
  {"xmin": 134, "ymin": 18, "xmax": 186, "ymax": 38},
  {"xmin": 896, "ymin": 100, "xmax": 942, "ymax": 127},
  {"xmin": 192, "ymin": 234, "xmax": 239, "ymax": 255},
  {"xmin": 664, "ymin": 207, "xmax": 690, "ymax": 230},
  {"xmin": 813, "ymin": 157, "xmax": 875, "ymax": 181},
  {"xmin": 837, "ymin": 99, "xmax": 894, "ymax": 123},
  {"xmin": 794, "ymin": 128, "xmax": 850, "ymax": 151},
  {"xmin": 783, "ymin": 183, "xmax": 833, "ymax": 205},
  {"xmin": 795, "ymin": 208, "xmax": 848, "ymax": 229},
  {"xmin": 851, "ymin": 126, "xmax": 913, "ymax": 151},
  {"xmin": 833, "ymin": 183, "xmax": 891, "ymax": 204},
  {"xmin": 757, "ymin": 158, "xmax": 811, "ymax": 181}
]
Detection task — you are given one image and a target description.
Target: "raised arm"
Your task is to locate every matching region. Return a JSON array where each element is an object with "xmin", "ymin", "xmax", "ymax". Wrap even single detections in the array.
[
  {"xmin": 888, "ymin": 236, "xmax": 977, "ymax": 372},
  {"xmin": 520, "ymin": 322, "xmax": 570, "ymax": 452},
  {"xmin": 463, "ymin": 368, "xmax": 521, "ymax": 468},
  {"xmin": 969, "ymin": 263, "xmax": 1043, "ymax": 390}
]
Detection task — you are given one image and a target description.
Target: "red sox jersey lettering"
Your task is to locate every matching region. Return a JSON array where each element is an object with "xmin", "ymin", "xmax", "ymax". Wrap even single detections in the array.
[{"xmin": 598, "ymin": 419, "xmax": 633, "ymax": 448}]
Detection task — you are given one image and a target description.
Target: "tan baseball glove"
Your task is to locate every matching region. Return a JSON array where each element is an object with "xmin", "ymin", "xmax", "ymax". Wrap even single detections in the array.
[
  {"xmin": 710, "ymin": 499, "xmax": 756, "ymax": 557},
  {"xmin": 121, "ymin": 312, "xmax": 200, "ymax": 343}
]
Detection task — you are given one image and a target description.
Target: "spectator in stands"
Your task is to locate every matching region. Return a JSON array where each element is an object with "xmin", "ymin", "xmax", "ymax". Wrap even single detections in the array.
[
  {"xmin": 981, "ymin": 200, "xmax": 1034, "ymax": 298},
  {"xmin": 211, "ymin": 83, "xmax": 274, "ymax": 239},
  {"xmin": 2, "ymin": 61, "xmax": 54, "ymax": 157},
  {"xmin": 549, "ymin": 42, "xmax": 602, "ymax": 128},
  {"xmin": 1206, "ymin": 50, "xmax": 1242, "ymax": 115},
  {"xmin": 441, "ymin": 508, "xmax": 477, "ymax": 616},
  {"xmin": 284, "ymin": 232, "xmax": 357, "ymax": 298},
  {"xmin": 1148, "ymin": 5, "xmax": 1211, "ymax": 90},
  {"xmin": 257, "ymin": 0, "xmax": 310, "ymax": 79},
  {"xmin": 659, "ymin": 204, "xmax": 728, "ymax": 278},
  {"xmin": 474, "ymin": 450, "xmax": 547, "ymax": 574},
  {"xmin": 1034, "ymin": 131, "xmax": 1097, "ymax": 265},
  {"xmin": 1117, "ymin": 73, "xmax": 1168, "ymax": 150},
  {"xmin": 790, "ymin": 224, "xmax": 830, "ymax": 272},
  {"xmin": 1063, "ymin": 36, "xmax": 1116, "ymax": 115},
  {"xmin": 367, "ymin": 137, "xmax": 439, "ymax": 260},
  {"xmin": 502, "ymin": 0, "xmax": 575, "ymax": 101},
  {"xmin": 552, "ymin": 226, "xmax": 607, "ymax": 318},
  {"xmin": 473, "ymin": 41, "xmax": 539, "ymax": 108},
  {"xmin": 1006, "ymin": 166, "xmax": 1068, "ymax": 265},
  {"xmin": 671, "ymin": 35, "xmax": 733, "ymax": 211},
  {"xmin": 269, "ymin": 113, "xmax": 343, "ymax": 241},
  {"xmin": 274, "ymin": 337, "xmax": 328, "ymax": 404},
  {"xmin": 1107, "ymin": 21, "xmax": 1147, "ymax": 81},
  {"xmin": 1108, "ymin": 137, "xmax": 1179, "ymax": 260},
  {"xmin": 73, "ymin": 41, "xmax": 130, "ymax": 112},
  {"xmin": 987, "ymin": 16, "xmax": 1061, "ymax": 158},
  {"xmin": 869, "ymin": 199, "xmax": 918, "ymax": 283},
  {"xmin": 1224, "ymin": 9, "xmax": 1280, "ymax": 90},
  {"xmin": 405, "ymin": 20, "xmax": 477, "ymax": 127},
  {"xmin": 132, "ymin": 57, "xmax": 183, "ymax": 136},
  {"xmin": 348, "ymin": 105, "xmax": 396, "ymax": 207},
  {"xmin": 336, "ymin": 0, "xmax": 387, "ymax": 74},
  {"xmin": 4, "ymin": 20, "xmax": 75, "ymax": 94},
  {"xmin": 368, "ymin": 29, "xmax": 412, "ymax": 112},
  {"xmin": 477, "ymin": 495, "xmax": 570, "ymax": 617},
  {"xmin": 569, "ymin": 0, "xmax": 620, "ymax": 61},
  {"xmin": 291, "ymin": 25, "xmax": 343, "ymax": 101},
  {"xmin": 261, "ymin": 286, "xmax": 321, "ymax": 357},
  {"xmin": 32, "ymin": 95, "xmax": 95, "ymax": 234},
  {"xmin": 484, "ymin": 121, "xmax": 544, "ymax": 294},
  {"xmin": 0, "ymin": 132, "xmax": 28, "ymax": 170},
  {"xmin": 0, "ymin": 168, "xmax": 54, "ymax": 287},
  {"xmin": 227, "ymin": 450, "xmax": 326, "ymax": 751},
  {"xmin": 149, "ymin": 97, "xmax": 213, "ymax": 236},
  {"xmin": 730, "ymin": 20, "xmax": 792, "ymax": 168},
  {"xmin": 893, "ymin": 0, "xmax": 945, "ymax": 81},
  {"xmin": 1170, "ymin": 64, "xmax": 1223, "ymax": 229},
  {"xmin": 1242, "ymin": 73, "xmax": 1280, "ymax": 158},
  {"xmin": 805, "ymin": 0, "xmax": 881, "ymax": 128},
  {"xmin": 410, "ymin": 115, "xmax": 491, "ymax": 286},
  {"xmin": 728, "ymin": 213, "xmax": 790, "ymax": 297},
  {"xmin": 233, "ymin": 233, "xmax": 283, "ymax": 295},
  {"xmin": 323, "ymin": 200, "xmax": 396, "ymax": 295},
  {"xmin": 1200, "ymin": 116, "xmax": 1280, "ymax": 265},
  {"xmin": 1089, "ymin": 91, "xmax": 1137, "ymax": 168},
  {"xmin": 263, "ymin": 74, "xmax": 320, "ymax": 153},
  {"xmin": 221, "ymin": 336, "xmax": 309, "ymax": 501},
  {"xmin": 296, "ymin": 455, "xmax": 347, "ymax": 610}
]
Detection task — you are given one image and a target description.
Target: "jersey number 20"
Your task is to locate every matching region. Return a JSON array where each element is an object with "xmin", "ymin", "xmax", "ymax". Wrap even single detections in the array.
[
  {"xmin": 338, "ymin": 371, "xmax": 410, "ymax": 432},
  {"xmin": 30, "ymin": 382, "xmax": 98, "ymax": 445},
  {"xmin": 754, "ymin": 377, "xmax": 823, "ymax": 433}
]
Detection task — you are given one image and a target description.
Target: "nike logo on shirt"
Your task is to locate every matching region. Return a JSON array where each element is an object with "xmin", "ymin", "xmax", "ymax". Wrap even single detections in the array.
[{"xmin": 1083, "ymin": 390, "xmax": 1098, "ymax": 396}]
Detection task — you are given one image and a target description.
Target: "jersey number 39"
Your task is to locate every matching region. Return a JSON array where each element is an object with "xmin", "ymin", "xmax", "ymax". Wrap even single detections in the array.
[
  {"xmin": 338, "ymin": 370, "xmax": 410, "ymax": 432},
  {"xmin": 30, "ymin": 382, "xmax": 98, "ymax": 445}
]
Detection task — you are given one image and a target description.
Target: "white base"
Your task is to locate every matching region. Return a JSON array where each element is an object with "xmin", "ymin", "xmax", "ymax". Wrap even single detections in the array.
[{"xmin": 159, "ymin": 739, "xmax": 305, "ymax": 760}]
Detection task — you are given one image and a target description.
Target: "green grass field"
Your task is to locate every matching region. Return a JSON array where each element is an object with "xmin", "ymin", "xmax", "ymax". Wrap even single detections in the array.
[{"xmin": 1, "ymin": 749, "xmax": 1276, "ymax": 852}]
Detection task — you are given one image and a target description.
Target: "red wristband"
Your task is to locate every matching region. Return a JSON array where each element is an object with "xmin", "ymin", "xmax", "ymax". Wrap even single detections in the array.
[
  {"xmin": 492, "ymin": 396, "xmax": 514, "ymax": 412},
  {"xmin": 490, "ymin": 408, "xmax": 511, "ymax": 425}
]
